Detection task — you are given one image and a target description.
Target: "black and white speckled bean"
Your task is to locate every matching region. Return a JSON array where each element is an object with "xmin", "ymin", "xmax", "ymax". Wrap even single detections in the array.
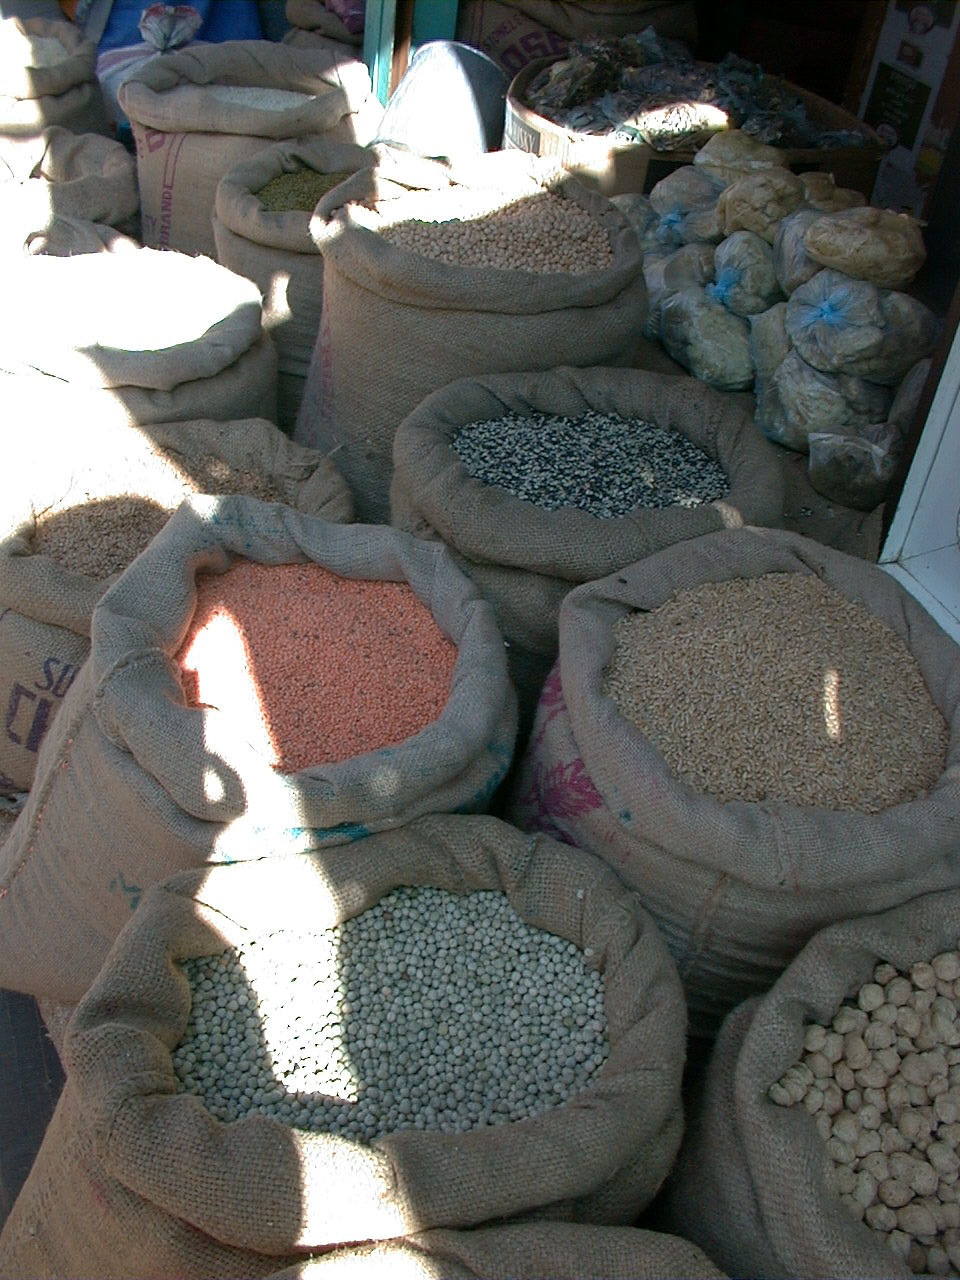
[{"xmin": 450, "ymin": 411, "xmax": 728, "ymax": 518}]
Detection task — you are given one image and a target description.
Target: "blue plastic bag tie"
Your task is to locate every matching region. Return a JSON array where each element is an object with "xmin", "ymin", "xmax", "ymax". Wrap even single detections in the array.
[
  {"xmin": 797, "ymin": 287, "xmax": 853, "ymax": 330},
  {"xmin": 706, "ymin": 266, "xmax": 741, "ymax": 305}
]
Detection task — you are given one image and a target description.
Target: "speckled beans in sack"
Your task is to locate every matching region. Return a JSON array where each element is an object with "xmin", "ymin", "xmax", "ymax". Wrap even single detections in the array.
[
  {"xmin": 0, "ymin": 499, "xmax": 516, "ymax": 1002},
  {"xmin": 508, "ymin": 527, "xmax": 960, "ymax": 1036},
  {"xmin": 391, "ymin": 366, "xmax": 785, "ymax": 736},
  {"xmin": 0, "ymin": 815, "xmax": 686, "ymax": 1278}
]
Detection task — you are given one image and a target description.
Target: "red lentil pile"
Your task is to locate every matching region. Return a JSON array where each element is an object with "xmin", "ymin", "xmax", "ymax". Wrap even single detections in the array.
[{"xmin": 176, "ymin": 560, "xmax": 458, "ymax": 771}]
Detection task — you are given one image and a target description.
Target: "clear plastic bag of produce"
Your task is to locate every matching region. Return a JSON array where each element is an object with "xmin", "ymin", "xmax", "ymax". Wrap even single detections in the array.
[
  {"xmin": 773, "ymin": 208, "xmax": 821, "ymax": 295},
  {"xmin": 659, "ymin": 285, "xmax": 753, "ymax": 391},
  {"xmin": 888, "ymin": 357, "xmax": 930, "ymax": 435},
  {"xmin": 798, "ymin": 171, "xmax": 866, "ymax": 213},
  {"xmin": 748, "ymin": 301, "xmax": 788, "ymax": 380},
  {"xmin": 807, "ymin": 421, "xmax": 903, "ymax": 511},
  {"xmin": 649, "ymin": 164, "xmax": 724, "ymax": 246},
  {"xmin": 755, "ymin": 348, "xmax": 892, "ymax": 452},
  {"xmin": 803, "ymin": 206, "xmax": 926, "ymax": 289},
  {"xmin": 786, "ymin": 268, "xmax": 937, "ymax": 385},
  {"xmin": 692, "ymin": 129, "xmax": 781, "ymax": 187},
  {"xmin": 608, "ymin": 191, "xmax": 661, "ymax": 255},
  {"xmin": 717, "ymin": 166, "xmax": 805, "ymax": 243},
  {"xmin": 643, "ymin": 242, "xmax": 715, "ymax": 339},
  {"xmin": 708, "ymin": 230, "xmax": 782, "ymax": 316}
]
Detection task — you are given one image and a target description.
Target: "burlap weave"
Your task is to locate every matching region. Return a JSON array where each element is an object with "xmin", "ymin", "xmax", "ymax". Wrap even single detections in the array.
[
  {"xmin": 296, "ymin": 149, "xmax": 647, "ymax": 522},
  {"xmin": 213, "ymin": 138, "xmax": 375, "ymax": 429},
  {"xmin": 0, "ymin": 814, "xmax": 685, "ymax": 1278},
  {"xmin": 0, "ymin": 16, "xmax": 109, "ymax": 138},
  {"xmin": 0, "ymin": 498, "xmax": 517, "ymax": 1001},
  {"xmin": 391, "ymin": 365, "xmax": 785, "ymax": 730},
  {"xmin": 508, "ymin": 527, "xmax": 960, "ymax": 1036},
  {"xmin": 0, "ymin": 127, "xmax": 138, "ymax": 248},
  {"xmin": 0, "ymin": 417, "xmax": 353, "ymax": 792},
  {"xmin": 120, "ymin": 40, "xmax": 377, "ymax": 256},
  {"xmin": 663, "ymin": 889, "xmax": 960, "ymax": 1279},
  {"xmin": 270, "ymin": 1223, "xmax": 727, "ymax": 1279}
]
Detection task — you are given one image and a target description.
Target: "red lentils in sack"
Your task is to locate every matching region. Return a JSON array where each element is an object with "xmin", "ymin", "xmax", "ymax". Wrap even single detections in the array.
[{"xmin": 176, "ymin": 560, "xmax": 458, "ymax": 770}]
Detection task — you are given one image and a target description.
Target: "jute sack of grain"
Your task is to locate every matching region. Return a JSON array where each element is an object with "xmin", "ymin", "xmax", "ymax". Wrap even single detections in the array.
[
  {"xmin": 271, "ymin": 1224, "xmax": 727, "ymax": 1279},
  {"xmin": 297, "ymin": 148, "xmax": 646, "ymax": 522},
  {"xmin": 0, "ymin": 16, "xmax": 109, "ymax": 138},
  {"xmin": 119, "ymin": 40, "xmax": 378, "ymax": 257},
  {"xmin": 0, "ymin": 498, "xmax": 517, "ymax": 1001},
  {"xmin": 213, "ymin": 137, "xmax": 376, "ymax": 430},
  {"xmin": 0, "ymin": 813, "xmax": 685, "ymax": 1278},
  {"xmin": 0, "ymin": 247, "xmax": 278, "ymax": 428},
  {"xmin": 663, "ymin": 889, "xmax": 960, "ymax": 1280},
  {"xmin": 455, "ymin": 0, "xmax": 698, "ymax": 74},
  {"xmin": 507, "ymin": 527, "xmax": 960, "ymax": 1037},
  {"xmin": 0, "ymin": 417, "xmax": 353, "ymax": 794},
  {"xmin": 390, "ymin": 366, "xmax": 785, "ymax": 735},
  {"xmin": 0, "ymin": 127, "xmax": 138, "ymax": 251}
]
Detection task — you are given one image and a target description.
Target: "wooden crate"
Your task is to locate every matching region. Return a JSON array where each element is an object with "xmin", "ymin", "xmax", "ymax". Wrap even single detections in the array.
[{"xmin": 503, "ymin": 57, "xmax": 885, "ymax": 198}]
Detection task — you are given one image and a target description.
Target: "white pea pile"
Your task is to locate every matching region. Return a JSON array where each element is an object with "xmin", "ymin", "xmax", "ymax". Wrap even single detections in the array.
[
  {"xmin": 771, "ymin": 949, "xmax": 960, "ymax": 1276},
  {"xmin": 172, "ymin": 886, "xmax": 609, "ymax": 1141},
  {"xmin": 30, "ymin": 447, "xmax": 282, "ymax": 579},
  {"xmin": 379, "ymin": 188, "xmax": 613, "ymax": 274},
  {"xmin": 451, "ymin": 410, "xmax": 728, "ymax": 517},
  {"xmin": 603, "ymin": 571, "xmax": 949, "ymax": 811}
]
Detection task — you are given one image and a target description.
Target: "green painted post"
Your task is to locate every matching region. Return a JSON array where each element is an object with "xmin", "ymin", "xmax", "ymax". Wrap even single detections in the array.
[
  {"xmin": 363, "ymin": 0, "xmax": 398, "ymax": 106},
  {"xmin": 411, "ymin": 0, "xmax": 458, "ymax": 47}
]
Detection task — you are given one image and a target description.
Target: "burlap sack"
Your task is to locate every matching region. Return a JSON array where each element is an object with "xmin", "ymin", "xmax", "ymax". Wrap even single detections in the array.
[
  {"xmin": 455, "ymin": 0, "xmax": 698, "ymax": 73},
  {"xmin": 2, "ymin": 330, "xmax": 277, "ymax": 433},
  {"xmin": 0, "ymin": 16, "xmax": 109, "ymax": 138},
  {"xmin": 507, "ymin": 527, "xmax": 960, "ymax": 1036},
  {"xmin": 0, "ymin": 126, "xmax": 138, "ymax": 249},
  {"xmin": 391, "ymin": 366, "xmax": 785, "ymax": 734},
  {"xmin": 20, "ymin": 214, "xmax": 138, "ymax": 256},
  {"xmin": 0, "ymin": 814, "xmax": 686, "ymax": 1278},
  {"xmin": 119, "ymin": 40, "xmax": 377, "ymax": 256},
  {"xmin": 663, "ymin": 889, "xmax": 960, "ymax": 1279},
  {"xmin": 297, "ymin": 149, "xmax": 647, "ymax": 522},
  {"xmin": 0, "ymin": 498, "xmax": 517, "ymax": 1001},
  {"xmin": 0, "ymin": 417, "xmax": 353, "ymax": 792},
  {"xmin": 271, "ymin": 1224, "xmax": 727, "ymax": 1279},
  {"xmin": 0, "ymin": 246, "xmax": 278, "ymax": 426},
  {"xmin": 213, "ymin": 137, "xmax": 376, "ymax": 429}
]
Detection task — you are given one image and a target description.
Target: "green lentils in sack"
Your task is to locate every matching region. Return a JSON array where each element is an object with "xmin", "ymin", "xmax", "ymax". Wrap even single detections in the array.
[
  {"xmin": 603, "ymin": 572, "xmax": 949, "ymax": 812},
  {"xmin": 451, "ymin": 411, "xmax": 729, "ymax": 517},
  {"xmin": 255, "ymin": 169, "xmax": 353, "ymax": 213},
  {"xmin": 173, "ymin": 886, "xmax": 609, "ymax": 1140}
]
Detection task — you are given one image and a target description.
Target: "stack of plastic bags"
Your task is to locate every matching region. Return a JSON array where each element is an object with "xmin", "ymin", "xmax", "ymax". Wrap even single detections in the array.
[{"xmin": 631, "ymin": 130, "xmax": 938, "ymax": 510}]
